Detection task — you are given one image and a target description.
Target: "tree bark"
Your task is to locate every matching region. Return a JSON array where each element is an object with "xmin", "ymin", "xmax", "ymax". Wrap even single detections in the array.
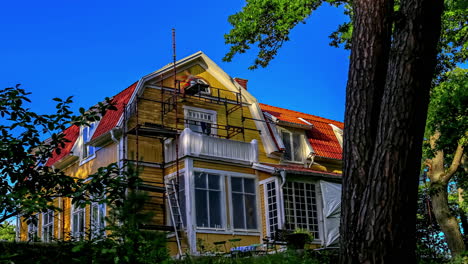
[{"xmin": 340, "ymin": 0, "xmax": 443, "ymax": 263}]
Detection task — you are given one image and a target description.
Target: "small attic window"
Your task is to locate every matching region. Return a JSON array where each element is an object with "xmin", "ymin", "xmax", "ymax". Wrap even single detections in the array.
[
  {"xmin": 82, "ymin": 122, "xmax": 97, "ymax": 160},
  {"xmin": 330, "ymin": 124, "xmax": 343, "ymax": 148},
  {"xmin": 183, "ymin": 77, "xmax": 210, "ymax": 96}
]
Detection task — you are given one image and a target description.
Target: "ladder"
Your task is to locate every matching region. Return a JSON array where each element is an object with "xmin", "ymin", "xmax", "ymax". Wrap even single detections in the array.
[{"xmin": 166, "ymin": 179, "xmax": 184, "ymax": 256}]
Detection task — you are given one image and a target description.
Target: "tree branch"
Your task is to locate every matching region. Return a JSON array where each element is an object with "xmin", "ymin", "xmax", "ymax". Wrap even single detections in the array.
[{"xmin": 441, "ymin": 141, "xmax": 465, "ymax": 183}]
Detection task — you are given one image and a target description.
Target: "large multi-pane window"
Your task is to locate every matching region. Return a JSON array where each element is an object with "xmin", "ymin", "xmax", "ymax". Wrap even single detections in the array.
[
  {"xmin": 281, "ymin": 131, "xmax": 304, "ymax": 162},
  {"xmin": 90, "ymin": 203, "xmax": 105, "ymax": 238},
  {"xmin": 195, "ymin": 172, "xmax": 222, "ymax": 228},
  {"xmin": 42, "ymin": 210, "xmax": 54, "ymax": 242},
  {"xmin": 265, "ymin": 180, "xmax": 279, "ymax": 237},
  {"xmin": 71, "ymin": 204, "xmax": 85, "ymax": 240},
  {"xmin": 231, "ymin": 177, "xmax": 257, "ymax": 230},
  {"xmin": 283, "ymin": 181, "xmax": 319, "ymax": 239}
]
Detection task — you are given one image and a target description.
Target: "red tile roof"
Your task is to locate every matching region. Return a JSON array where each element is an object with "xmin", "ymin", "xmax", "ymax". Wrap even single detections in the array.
[
  {"xmin": 46, "ymin": 82, "xmax": 137, "ymax": 166},
  {"xmin": 91, "ymin": 82, "xmax": 137, "ymax": 140},
  {"xmin": 45, "ymin": 125, "xmax": 80, "ymax": 166},
  {"xmin": 259, "ymin": 103, "xmax": 343, "ymax": 160}
]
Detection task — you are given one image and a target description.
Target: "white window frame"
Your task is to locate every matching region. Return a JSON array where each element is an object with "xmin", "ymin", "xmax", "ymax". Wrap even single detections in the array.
[
  {"xmin": 283, "ymin": 180, "xmax": 323, "ymax": 243},
  {"xmin": 193, "ymin": 171, "xmax": 225, "ymax": 230},
  {"xmin": 229, "ymin": 176, "xmax": 258, "ymax": 231},
  {"xmin": 279, "ymin": 128, "xmax": 306, "ymax": 163},
  {"xmin": 183, "ymin": 106, "xmax": 217, "ymax": 136},
  {"xmin": 90, "ymin": 202, "xmax": 106, "ymax": 238},
  {"xmin": 260, "ymin": 177, "xmax": 284, "ymax": 239},
  {"xmin": 42, "ymin": 210, "xmax": 54, "ymax": 242},
  {"xmin": 193, "ymin": 168, "xmax": 259, "ymax": 235},
  {"xmin": 71, "ymin": 203, "xmax": 86, "ymax": 241},
  {"xmin": 80, "ymin": 122, "xmax": 97, "ymax": 164}
]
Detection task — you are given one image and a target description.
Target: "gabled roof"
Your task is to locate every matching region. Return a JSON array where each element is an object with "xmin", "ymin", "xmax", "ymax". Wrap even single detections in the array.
[
  {"xmin": 45, "ymin": 125, "xmax": 80, "ymax": 166},
  {"xmin": 259, "ymin": 103, "xmax": 343, "ymax": 160},
  {"xmin": 91, "ymin": 82, "xmax": 137, "ymax": 141},
  {"xmin": 46, "ymin": 82, "xmax": 137, "ymax": 167}
]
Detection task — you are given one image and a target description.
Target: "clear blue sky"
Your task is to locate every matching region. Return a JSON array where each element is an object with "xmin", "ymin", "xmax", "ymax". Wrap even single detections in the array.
[{"xmin": 1, "ymin": 0, "xmax": 349, "ymax": 122}]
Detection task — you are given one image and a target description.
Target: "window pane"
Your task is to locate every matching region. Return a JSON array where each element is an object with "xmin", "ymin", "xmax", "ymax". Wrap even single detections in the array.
[
  {"xmin": 195, "ymin": 172, "xmax": 206, "ymax": 188},
  {"xmin": 282, "ymin": 132, "xmax": 292, "ymax": 160},
  {"xmin": 208, "ymin": 174, "xmax": 220, "ymax": 190},
  {"xmin": 232, "ymin": 193, "xmax": 245, "ymax": 229},
  {"xmin": 293, "ymin": 133, "xmax": 303, "ymax": 161},
  {"xmin": 244, "ymin": 178, "xmax": 255, "ymax": 194},
  {"xmin": 209, "ymin": 191, "xmax": 222, "ymax": 228},
  {"xmin": 245, "ymin": 194, "xmax": 257, "ymax": 229},
  {"xmin": 195, "ymin": 190, "xmax": 208, "ymax": 227},
  {"xmin": 231, "ymin": 177, "xmax": 242, "ymax": 192}
]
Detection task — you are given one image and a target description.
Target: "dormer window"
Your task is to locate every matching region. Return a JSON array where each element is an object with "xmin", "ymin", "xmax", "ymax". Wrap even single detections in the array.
[
  {"xmin": 82, "ymin": 122, "xmax": 96, "ymax": 159},
  {"xmin": 281, "ymin": 131, "xmax": 304, "ymax": 162}
]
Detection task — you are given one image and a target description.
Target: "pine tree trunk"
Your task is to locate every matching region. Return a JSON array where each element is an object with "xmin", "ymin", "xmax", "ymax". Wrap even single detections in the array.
[
  {"xmin": 340, "ymin": 0, "xmax": 443, "ymax": 262},
  {"xmin": 431, "ymin": 182, "xmax": 466, "ymax": 256}
]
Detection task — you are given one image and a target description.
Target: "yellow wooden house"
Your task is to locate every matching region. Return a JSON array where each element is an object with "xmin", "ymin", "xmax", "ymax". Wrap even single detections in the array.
[{"xmin": 17, "ymin": 52, "xmax": 343, "ymax": 256}]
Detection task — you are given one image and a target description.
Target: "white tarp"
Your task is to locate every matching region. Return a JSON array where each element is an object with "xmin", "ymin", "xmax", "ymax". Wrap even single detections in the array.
[{"xmin": 320, "ymin": 181, "xmax": 342, "ymax": 247}]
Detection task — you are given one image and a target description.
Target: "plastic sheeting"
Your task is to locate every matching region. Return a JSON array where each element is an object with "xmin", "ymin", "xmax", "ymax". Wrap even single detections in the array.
[{"xmin": 320, "ymin": 181, "xmax": 342, "ymax": 247}]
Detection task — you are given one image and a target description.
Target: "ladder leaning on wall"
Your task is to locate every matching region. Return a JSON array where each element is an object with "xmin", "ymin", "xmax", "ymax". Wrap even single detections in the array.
[{"xmin": 166, "ymin": 178, "xmax": 185, "ymax": 256}]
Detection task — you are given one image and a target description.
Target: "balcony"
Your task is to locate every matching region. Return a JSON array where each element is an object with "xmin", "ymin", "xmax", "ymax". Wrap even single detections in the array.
[{"xmin": 165, "ymin": 128, "xmax": 258, "ymax": 164}]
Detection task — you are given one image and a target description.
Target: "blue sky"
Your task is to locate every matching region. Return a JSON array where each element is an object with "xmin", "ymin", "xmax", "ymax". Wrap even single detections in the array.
[{"xmin": 1, "ymin": 0, "xmax": 349, "ymax": 122}]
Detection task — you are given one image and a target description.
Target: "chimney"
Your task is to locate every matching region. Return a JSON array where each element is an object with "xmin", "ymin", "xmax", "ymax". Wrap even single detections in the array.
[{"xmin": 234, "ymin": 78, "xmax": 248, "ymax": 90}]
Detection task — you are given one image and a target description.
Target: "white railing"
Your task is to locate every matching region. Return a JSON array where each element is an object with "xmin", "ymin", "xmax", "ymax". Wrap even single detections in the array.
[{"xmin": 165, "ymin": 128, "xmax": 258, "ymax": 163}]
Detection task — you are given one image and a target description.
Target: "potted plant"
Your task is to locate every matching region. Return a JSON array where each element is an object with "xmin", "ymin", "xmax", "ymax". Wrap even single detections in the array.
[{"xmin": 286, "ymin": 228, "xmax": 314, "ymax": 250}]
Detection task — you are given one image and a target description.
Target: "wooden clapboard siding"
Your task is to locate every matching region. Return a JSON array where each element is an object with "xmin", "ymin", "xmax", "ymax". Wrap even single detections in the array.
[
  {"xmin": 195, "ymin": 233, "xmax": 261, "ymax": 253},
  {"xmin": 193, "ymin": 160, "xmax": 255, "ymax": 175}
]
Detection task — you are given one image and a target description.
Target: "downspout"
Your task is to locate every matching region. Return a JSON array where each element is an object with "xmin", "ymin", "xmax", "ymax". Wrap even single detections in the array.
[
  {"xmin": 110, "ymin": 128, "xmax": 120, "ymax": 165},
  {"xmin": 278, "ymin": 169, "xmax": 287, "ymax": 229}
]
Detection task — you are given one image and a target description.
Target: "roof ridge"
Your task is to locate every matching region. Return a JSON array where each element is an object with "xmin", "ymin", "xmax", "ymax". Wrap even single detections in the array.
[{"xmin": 259, "ymin": 103, "xmax": 343, "ymax": 125}]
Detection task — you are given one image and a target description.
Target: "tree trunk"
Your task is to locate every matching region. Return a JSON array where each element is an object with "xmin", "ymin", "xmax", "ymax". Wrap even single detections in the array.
[
  {"xmin": 431, "ymin": 182, "xmax": 466, "ymax": 256},
  {"xmin": 340, "ymin": 0, "xmax": 443, "ymax": 263}
]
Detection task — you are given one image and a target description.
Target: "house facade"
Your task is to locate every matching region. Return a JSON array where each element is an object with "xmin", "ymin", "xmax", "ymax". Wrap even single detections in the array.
[{"xmin": 17, "ymin": 52, "xmax": 343, "ymax": 255}]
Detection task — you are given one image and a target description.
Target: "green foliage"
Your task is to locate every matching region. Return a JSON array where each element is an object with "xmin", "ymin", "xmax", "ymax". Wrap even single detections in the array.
[
  {"xmin": 0, "ymin": 222, "xmax": 15, "ymax": 242},
  {"xmin": 174, "ymin": 250, "xmax": 338, "ymax": 264},
  {"xmin": 425, "ymin": 68, "xmax": 468, "ymax": 153},
  {"xmin": 0, "ymin": 84, "xmax": 130, "ymax": 224},
  {"xmin": 223, "ymin": 0, "xmax": 325, "ymax": 69},
  {"xmin": 225, "ymin": 0, "xmax": 467, "ymax": 75}
]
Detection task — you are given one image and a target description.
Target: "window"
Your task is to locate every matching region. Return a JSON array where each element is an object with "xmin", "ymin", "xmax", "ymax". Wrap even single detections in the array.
[
  {"xmin": 231, "ymin": 177, "xmax": 257, "ymax": 230},
  {"xmin": 184, "ymin": 107, "xmax": 216, "ymax": 136},
  {"xmin": 27, "ymin": 216, "xmax": 38, "ymax": 242},
  {"xmin": 283, "ymin": 181, "xmax": 320, "ymax": 239},
  {"xmin": 71, "ymin": 203, "xmax": 85, "ymax": 240},
  {"xmin": 265, "ymin": 180, "xmax": 279, "ymax": 238},
  {"xmin": 82, "ymin": 123, "xmax": 96, "ymax": 159},
  {"xmin": 194, "ymin": 172, "xmax": 222, "ymax": 228},
  {"xmin": 42, "ymin": 210, "xmax": 54, "ymax": 242},
  {"xmin": 90, "ymin": 203, "xmax": 105, "ymax": 238},
  {"xmin": 281, "ymin": 131, "xmax": 304, "ymax": 162}
]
